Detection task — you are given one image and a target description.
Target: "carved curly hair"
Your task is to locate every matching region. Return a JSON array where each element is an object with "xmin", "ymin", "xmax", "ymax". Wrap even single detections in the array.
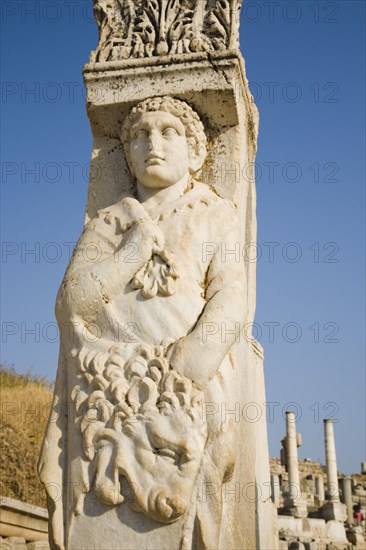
[{"xmin": 121, "ymin": 96, "xmax": 207, "ymax": 172}]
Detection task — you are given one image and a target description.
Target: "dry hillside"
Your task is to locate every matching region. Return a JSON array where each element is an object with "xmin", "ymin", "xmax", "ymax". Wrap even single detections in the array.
[{"xmin": 0, "ymin": 364, "xmax": 53, "ymax": 507}]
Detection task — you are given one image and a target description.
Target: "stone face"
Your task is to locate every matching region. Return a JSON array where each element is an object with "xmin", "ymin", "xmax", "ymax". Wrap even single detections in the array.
[{"xmin": 38, "ymin": 2, "xmax": 277, "ymax": 549}]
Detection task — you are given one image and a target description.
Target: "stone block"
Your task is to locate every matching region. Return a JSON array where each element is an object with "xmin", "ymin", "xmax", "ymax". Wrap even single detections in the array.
[
  {"xmin": 26, "ymin": 542, "xmax": 50, "ymax": 550},
  {"xmin": 346, "ymin": 525, "xmax": 366, "ymax": 548},
  {"xmin": 3, "ymin": 538, "xmax": 27, "ymax": 550},
  {"xmin": 0, "ymin": 498, "xmax": 48, "ymax": 543},
  {"xmin": 325, "ymin": 520, "xmax": 348, "ymax": 543},
  {"xmin": 303, "ymin": 518, "xmax": 327, "ymax": 538},
  {"xmin": 278, "ymin": 516, "xmax": 303, "ymax": 533},
  {"xmin": 0, "ymin": 537, "xmax": 11, "ymax": 550},
  {"xmin": 289, "ymin": 542, "xmax": 306, "ymax": 550},
  {"xmin": 321, "ymin": 502, "xmax": 347, "ymax": 522}
]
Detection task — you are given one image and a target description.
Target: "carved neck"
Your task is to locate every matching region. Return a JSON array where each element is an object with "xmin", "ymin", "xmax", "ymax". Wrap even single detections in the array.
[{"xmin": 137, "ymin": 174, "xmax": 191, "ymax": 211}]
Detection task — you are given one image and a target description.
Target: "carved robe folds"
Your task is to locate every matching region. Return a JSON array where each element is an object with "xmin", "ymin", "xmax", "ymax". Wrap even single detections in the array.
[{"xmin": 39, "ymin": 181, "xmax": 246, "ymax": 549}]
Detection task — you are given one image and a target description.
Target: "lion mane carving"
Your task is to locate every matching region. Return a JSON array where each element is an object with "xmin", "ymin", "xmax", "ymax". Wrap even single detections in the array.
[{"xmin": 71, "ymin": 344, "xmax": 207, "ymax": 523}]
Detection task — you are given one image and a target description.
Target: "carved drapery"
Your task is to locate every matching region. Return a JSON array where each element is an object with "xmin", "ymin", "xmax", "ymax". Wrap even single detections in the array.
[{"xmin": 90, "ymin": 0, "xmax": 242, "ymax": 62}]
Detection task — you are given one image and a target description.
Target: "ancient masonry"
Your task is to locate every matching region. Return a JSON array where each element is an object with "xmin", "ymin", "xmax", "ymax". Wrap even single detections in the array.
[
  {"xmin": 270, "ymin": 417, "xmax": 366, "ymax": 550},
  {"xmin": 0, "ymin": 497, "xmax": 49, "ymax": 550}
]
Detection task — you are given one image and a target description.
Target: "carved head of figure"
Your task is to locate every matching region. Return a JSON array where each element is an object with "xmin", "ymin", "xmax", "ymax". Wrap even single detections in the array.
[{"xmin": 121, "ymin": 96, "xmax": 207, "ymax": 189}]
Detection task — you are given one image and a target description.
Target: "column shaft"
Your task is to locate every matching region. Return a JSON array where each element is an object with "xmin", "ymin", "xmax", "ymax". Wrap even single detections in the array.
[
  {"xmin": 341, "ymin": 477, "xmax": 354, "ymax": 524},
  {"xmin": 286, "ymin": 412, "xmax": 300, "ymax": 502},
  {"xmin": 315, "ymin": 475, "xmax": 325, "ymax": 503},
  {"xmin": 324, "ymin": 419, "xmax": 339, "ymax": 502},
  {"xmin": 270, "ymin": 474, "xmax": 280, "ymax": 505}
]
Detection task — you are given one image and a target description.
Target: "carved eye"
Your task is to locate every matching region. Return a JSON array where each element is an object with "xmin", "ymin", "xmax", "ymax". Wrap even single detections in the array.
[
  {"xmin": 162, "ymin": 127, "xmax": 178, "ymax": 137},
  {"xmin": 154, "ymin": 448, "xmax": 180, "ymax": 465},
  {"xmin": 134, "ymin": 129, "xmax": 148, "ymax": 139}
]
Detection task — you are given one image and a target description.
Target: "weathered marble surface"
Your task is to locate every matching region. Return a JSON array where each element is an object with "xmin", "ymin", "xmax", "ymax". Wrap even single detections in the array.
[
  {"xmin": 38, "ymin": 2, "xmax": 278, "ymax": 549},
  {"xmin": 39, "ymin": 97, "xmax": 249, "ymax": 549},
  {"xmin": 91, "ymin": 0, "xmax": 243, "ymax": 62}
]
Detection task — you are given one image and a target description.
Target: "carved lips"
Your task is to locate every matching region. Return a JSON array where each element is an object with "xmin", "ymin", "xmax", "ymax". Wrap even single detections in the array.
[{"xmin": 145, "ymin": 153, "xmax": 165, "ymax": 166}]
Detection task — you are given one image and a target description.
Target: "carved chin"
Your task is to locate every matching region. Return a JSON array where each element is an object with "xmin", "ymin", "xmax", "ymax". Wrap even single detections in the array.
[{"xmin": 139, "ymin": 166, "xmax": 183, "ymax": 188}]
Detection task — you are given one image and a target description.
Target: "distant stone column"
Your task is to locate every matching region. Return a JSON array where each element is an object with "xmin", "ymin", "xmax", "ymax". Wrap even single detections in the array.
[
  {"xmin": 283, "ymin": 412, "xmax": 307, "ymax": 517},
  {"xmin": 286, "ymin": 412, "xmax": 301, "ymax": 502},
  {"xmin": 315, "ymin": 475, "xmax": 325, "ymax": 503},
  {"xmin": 340, "ymin": 477, "xmax": 354, "ymax": 524},
  {"xmin": 271, "ymin": 474, "xmax": 280, "ymax": 505},
  {"xmin": 320, "ymin": 419, "xmax": 347, "ymax": 522},
  {"xmin": 324, "ymin": 419, "xmax": 339, "ymax": 502}
]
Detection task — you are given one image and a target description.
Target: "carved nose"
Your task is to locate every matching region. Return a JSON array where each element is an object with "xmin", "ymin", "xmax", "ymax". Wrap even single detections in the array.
[
  {"xmin": 156, "ymin": 492, "xmax": 187, "ymax": 522},
  {"xmin": 148, "ymin": 129, "xmax": 162, "ymax": 151}
]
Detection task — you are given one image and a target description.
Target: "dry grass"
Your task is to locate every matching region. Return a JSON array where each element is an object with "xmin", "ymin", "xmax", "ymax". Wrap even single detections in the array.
[{"xmin": 0, "ymin": 364, "xmax": 54, "ymax": 507}]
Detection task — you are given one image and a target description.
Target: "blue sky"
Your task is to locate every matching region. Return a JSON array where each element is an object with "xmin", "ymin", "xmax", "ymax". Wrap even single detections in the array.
[{"xmin": 1, "ymin": 1, "xmax": 365, "ymax": 475}]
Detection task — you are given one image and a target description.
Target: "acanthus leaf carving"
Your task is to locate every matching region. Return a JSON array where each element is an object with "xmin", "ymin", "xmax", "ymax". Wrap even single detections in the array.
[
  {"xmin": 90, "ymin": 0, "xmax": 242, "ymax": 62},
  {"xmin": 90, "ymin": 0, "xmax": 136, "ymax": 62}
]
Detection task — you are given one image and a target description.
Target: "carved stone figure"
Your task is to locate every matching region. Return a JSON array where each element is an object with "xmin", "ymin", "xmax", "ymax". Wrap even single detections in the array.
[
  {"xmin": 39, "ymin": 97, "xmax": 248, "ymax": 549},
  {"xmin": 39, "ymin": 0, "xmax": 280, "ymax": 546}
]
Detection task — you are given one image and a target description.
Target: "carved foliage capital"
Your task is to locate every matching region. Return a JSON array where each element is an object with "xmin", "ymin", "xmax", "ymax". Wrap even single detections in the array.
[{"xmin": 90, "ymin": 0, "xmax": 242, "ymax": 62}]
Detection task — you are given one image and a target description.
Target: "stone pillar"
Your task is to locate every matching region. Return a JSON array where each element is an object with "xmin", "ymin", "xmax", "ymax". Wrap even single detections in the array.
[
  {"xmin": 320, "ymin": 419, "xmax": 347, "ymax": 522},
  {"xmin": 315, "ymin": 475, "xmax": 325, "ymax": 503},
  {"xmin": 37, "ymin": 2, "xmax": 280, "ymax": 549},
  {"xmin": 286, "ymin": 412, "xmax": 301, "ymax": 502},
  {"xmin": 271, "ymin": 474, "xmax": 280, "ymax": 506},
  {"xmin": 324, "ymin": 419, "xmax": 339, "ymax": 502},
  {"xmin": 283, "ymin": 412, "xmax": 307, "ymax": 518},
  {"xmin": 341, "ymin": 477, "xmax": 354, "ymax": 524},
  {"xmin": 361, "ymin": 462, "xmax": 366, "ymax": 475}
]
